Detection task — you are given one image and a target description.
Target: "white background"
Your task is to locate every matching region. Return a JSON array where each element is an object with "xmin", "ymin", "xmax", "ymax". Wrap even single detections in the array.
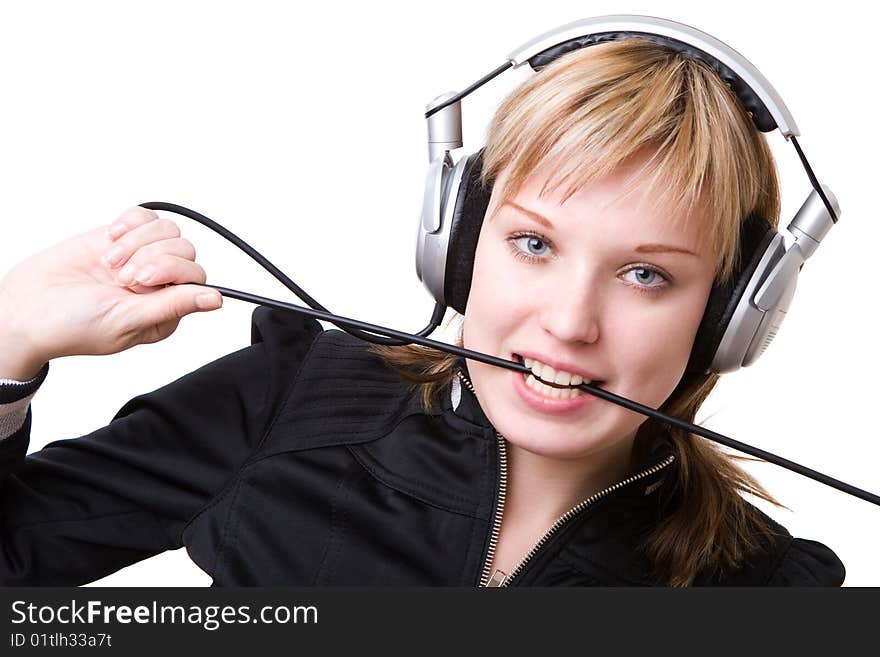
[{"xmin": 0, "ymin": 0, "xmax": 875, "ymax": 587}]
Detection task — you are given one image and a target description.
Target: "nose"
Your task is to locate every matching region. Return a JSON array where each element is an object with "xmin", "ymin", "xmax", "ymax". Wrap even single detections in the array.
[{"xmin": 538, "ymin": 273, "xmax": 601, "ymax": 345}]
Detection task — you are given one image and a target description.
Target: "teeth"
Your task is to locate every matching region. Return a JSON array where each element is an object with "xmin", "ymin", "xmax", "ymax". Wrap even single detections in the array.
[
  {"xmin": 519, "ymin": 356, "xmax": 592, "ymax": 387},
  {"xmin": 525, "ymin": 374, "xmax": 584, "ymax": 399}
]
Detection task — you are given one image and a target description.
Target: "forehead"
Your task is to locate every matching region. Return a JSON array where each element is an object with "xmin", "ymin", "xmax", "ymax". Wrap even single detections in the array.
[{"xmin": 490, "ymin": 158, "xmax": 711, "ymax": 255}]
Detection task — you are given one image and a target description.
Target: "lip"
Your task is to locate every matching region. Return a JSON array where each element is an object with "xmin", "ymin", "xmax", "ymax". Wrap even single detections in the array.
[
  {"xmin": 513, "ymin": 350, "xmax": 604, "ymax": 383},
  {"xmin": 510, "ymin": 360, "xmax": 601, "ymax": 415}
]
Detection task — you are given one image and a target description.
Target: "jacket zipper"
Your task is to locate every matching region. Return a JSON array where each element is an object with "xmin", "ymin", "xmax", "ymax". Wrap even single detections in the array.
[
  {"xmin": 456, "ymin": 370, "xmax": 675, "ymax": 588},
  {"xmin": 493, "ymin": 451, "xmax": 675, "ymax": 586},
  {"xmin": 481, "ymin": 430, "xmax": 508, "ymax": 587},
  {"xmin": 456, "ymin": 371, "xmax": 509, "ymax": 588}
]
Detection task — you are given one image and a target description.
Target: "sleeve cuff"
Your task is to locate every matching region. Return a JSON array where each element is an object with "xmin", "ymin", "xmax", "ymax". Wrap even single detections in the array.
[
  {"xmin": 0, "ymin": 361, "xmax": 50, "ymax": 403},
  {"xmin": 0, "ymin": 361, "xmax": 49, "ymax": 439}
]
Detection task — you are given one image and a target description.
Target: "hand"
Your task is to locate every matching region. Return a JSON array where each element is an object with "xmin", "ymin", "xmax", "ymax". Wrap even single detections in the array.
[{"xmin": 0, "ymin": 206, "xmax": 222, "ymax": 366}]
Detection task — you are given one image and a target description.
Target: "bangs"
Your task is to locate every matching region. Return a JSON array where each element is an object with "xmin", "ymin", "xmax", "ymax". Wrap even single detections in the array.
[{"xmin": 480, "ymin": 39, "xmax": 780, "ymax": 284}]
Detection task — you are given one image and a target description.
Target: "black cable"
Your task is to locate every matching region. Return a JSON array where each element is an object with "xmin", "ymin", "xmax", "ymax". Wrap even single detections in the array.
[
  {"xmin": 208, "ymin": 283, "xmax": 880, "ymax": 508},
  {"xmin": 790, "ymin": 136, "xmax": 839, "ymax": 223},
  {"xmin": 141, "ymin": 202, "xmax": 879, "ymax": 508},
  {"xmin": 140, "ymin": 42, "xmax": 855, "ymax": 508},
  {"xmin": 424, "ymin": 61, "xmax": 514, "ymax": 118},
  {"xmin": 139, "ymin": 202, "xmax": 446, "ymax": 345}
]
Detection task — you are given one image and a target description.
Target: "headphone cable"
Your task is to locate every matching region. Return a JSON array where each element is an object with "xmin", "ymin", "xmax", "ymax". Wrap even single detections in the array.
[
  {"xmin": 140, "ymin": 202, "xmax": 879, "ymax": 508},
  {"xmin": 139, "ymin": 202, "xmax": 447, "ymax": 346}
]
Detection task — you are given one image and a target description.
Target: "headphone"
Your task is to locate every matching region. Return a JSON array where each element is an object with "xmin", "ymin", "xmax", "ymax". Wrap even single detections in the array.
[
  {"xmin": 132, "ymin": 17, "xmax": 874, "ymax": 505},
  {"xmin": 415, "ymin": 15, "xmax": 840, "ymax": 375}
]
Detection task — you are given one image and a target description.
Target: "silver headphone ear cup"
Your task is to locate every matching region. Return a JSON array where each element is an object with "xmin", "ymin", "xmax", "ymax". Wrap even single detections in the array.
[
  {"xmin": 416, "ymin": 153, "xmax": 454, "ymax": 305},
  {"xmin": 714, "ymin": 185, "xmax": 840, "ymax": 371},
  {"xmin": 742, "ymin": 273, "xmax": 797, "ymax": 367},
  {"xmin": 415, "ymin": 153, "xmax": 473, "ymax": 306},
  {"xmin": 710, "ymin": 233, "xmax": 791, "ymax": 373}
]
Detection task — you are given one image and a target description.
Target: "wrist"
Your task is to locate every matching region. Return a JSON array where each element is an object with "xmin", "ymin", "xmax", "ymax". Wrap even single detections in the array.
[
  {"xmin": 0, "ymin": 353, "xmax": 47, "ymax": 383},
  {"xmin": 0, "ymin": 325, "xmax": 49, "ymax": 383}
]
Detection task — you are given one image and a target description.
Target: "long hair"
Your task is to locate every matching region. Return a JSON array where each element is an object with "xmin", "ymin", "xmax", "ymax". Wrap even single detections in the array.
[{"xmin": 370, "ymin": 39, "xmax": 784, "ymax": 586}]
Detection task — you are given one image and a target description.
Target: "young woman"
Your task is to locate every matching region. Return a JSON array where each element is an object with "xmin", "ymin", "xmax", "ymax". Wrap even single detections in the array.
[{"xmin": 0, "ymin": 36, "xmax": 844, "ymax": 586}]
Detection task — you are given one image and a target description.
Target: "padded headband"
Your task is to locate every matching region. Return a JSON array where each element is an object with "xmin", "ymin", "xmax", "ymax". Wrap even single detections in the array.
[
  {"xmin": 503, "ymin": 15, "xmax": 798, "ymax": 138},
  {"xmin": 529, "ymin": 32, "xmax": 776, "ymax": 133}
]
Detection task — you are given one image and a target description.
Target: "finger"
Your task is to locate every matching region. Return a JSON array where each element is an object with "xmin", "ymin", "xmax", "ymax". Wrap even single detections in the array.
[
  {"xmin": 106, "ymin": 206, "xmax": 160, "ymax": 241},
  {"xmin": 123, "ymin": 283, "xmax": 223, "ymax": 333},
  {"xmin": 117, "ymin": 254, "xmax": 207, "ymax": 288},
  {"xmin": 102, "ymin": 216, "xmax": 181, "ymax": 270},
  {"xmin": 115, "ymin": 239, "xmax": 197, "ymax": 285},
  {"xmin": 135, "ymin": 237, "xmax": 197, "ymax": 263}
]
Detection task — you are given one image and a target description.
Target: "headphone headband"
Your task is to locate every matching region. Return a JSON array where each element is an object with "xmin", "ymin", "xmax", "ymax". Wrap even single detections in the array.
[{"xmin": 506, "ymin": 15, "xmax": 798, "ymax": 137}]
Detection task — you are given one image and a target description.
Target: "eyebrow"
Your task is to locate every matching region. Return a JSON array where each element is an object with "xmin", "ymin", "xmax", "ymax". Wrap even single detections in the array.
[
  {"xmin": 503, "ymin": 201, "xmax": 554, "ymax": 229},
  {"xmin": 634, "ymin": 243, "xmax": 699, "ymax": 257},
  {"xmin": 503, "ymin": 200, "xmax": 700, "ymax": 258}
]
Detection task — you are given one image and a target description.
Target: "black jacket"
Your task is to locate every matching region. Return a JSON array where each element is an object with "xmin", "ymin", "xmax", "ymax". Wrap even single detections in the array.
[{"xmin": 0, "ymin": 307, "xmax": 845, "ymax": 586}]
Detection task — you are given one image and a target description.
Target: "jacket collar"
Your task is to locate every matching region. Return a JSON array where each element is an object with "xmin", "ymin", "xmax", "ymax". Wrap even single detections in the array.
[{"xmin": 446, "ymin": 359, "xmax": 494, "ymax": 429}]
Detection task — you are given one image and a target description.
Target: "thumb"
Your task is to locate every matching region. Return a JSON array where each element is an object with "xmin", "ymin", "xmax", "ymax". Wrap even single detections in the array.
[{"xmin": 127, "ymin": 283, "xmax": 223, "ymax": 327}]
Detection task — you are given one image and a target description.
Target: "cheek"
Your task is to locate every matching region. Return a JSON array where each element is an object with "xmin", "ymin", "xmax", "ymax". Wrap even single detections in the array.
[
  {"xmin": 609, "ymin": 293, "xmax": 709, "ymax": 393},
  {"xmin": 469, "ymin": 234, "xmax": 550, "ymax": 309},
  {"xmin": 613, "ymin": 338, "xmax": 687, "ymax": 411},
  {"xmin": 463, "ymin": 239, "xmax": 530, "ymax": 351},
  {"xmin": 617, "ymin": 302, "xmax": 708, "ymax": 408}
]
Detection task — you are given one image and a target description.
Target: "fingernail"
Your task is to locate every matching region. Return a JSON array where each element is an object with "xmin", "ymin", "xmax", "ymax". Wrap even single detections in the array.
[
  {"xmin": 135, "ymin": 265, "xmax": 156, "ymax": 283},
  {"xmin": 103, "ymin": 247, "xmax": 124, "ymax": 268},
  {"xmin": 108, "ymin": 222, "xmax": 126, "ymax": 239},
  {"xmin": 196, "ymin": 293, "xmax": 221, "ymax": 310}
]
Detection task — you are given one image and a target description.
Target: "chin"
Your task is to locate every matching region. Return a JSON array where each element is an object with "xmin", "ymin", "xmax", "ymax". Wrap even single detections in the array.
[{"xmin": 495, "ymin": 416, "xmax": 602, "ymax": 459}]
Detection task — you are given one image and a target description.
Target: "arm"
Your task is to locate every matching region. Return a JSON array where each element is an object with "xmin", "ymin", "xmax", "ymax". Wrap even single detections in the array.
[{"xmin": 0, "ymin": 306, "xmax": 322, "ymax": 586}]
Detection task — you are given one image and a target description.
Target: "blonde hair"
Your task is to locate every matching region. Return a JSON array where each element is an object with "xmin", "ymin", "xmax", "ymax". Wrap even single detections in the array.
[{"xmin": 371, "ymin": 38, "xmax": 785, "ymax": 586}]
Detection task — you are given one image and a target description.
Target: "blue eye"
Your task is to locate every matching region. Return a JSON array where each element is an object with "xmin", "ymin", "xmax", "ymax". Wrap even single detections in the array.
[
  {"xmin": 510, "ymin": 233, "xmax": 551, "ymax": 259},
  {"xmin": 524, "ymin": 236, "xmax": 548, "ymax": 255},
  {"xmin": 621, "ymin": 265, "xmax": 669, "ymax": 294},
  {"xmin": 629, "ymin": 268, "xmax": 658, "ymax": 285}
]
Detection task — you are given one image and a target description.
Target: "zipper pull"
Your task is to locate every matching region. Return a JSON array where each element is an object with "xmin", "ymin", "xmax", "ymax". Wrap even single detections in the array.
[{"xmin": 486, "ymin": 569, "xmax": 508, "ymax": 587}]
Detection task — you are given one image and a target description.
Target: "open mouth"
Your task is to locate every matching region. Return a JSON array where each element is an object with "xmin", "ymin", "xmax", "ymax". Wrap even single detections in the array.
[{"xmin": 512, "ymin": 354, "xmax": 604, "ymax": 390}]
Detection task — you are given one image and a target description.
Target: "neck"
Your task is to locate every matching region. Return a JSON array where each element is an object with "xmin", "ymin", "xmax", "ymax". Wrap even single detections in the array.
[
  {"xmin": 454, "ymin": 369, "xmax": 638, "ymax": 529},
  {"xmin": 502, "ymin": 435, "xmax": 637, "ymax": 529}
]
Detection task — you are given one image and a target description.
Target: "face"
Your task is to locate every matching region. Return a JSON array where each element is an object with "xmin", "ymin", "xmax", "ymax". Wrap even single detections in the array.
[{"xmin": 462, "ymin": 153, "xmax": 717, "ymax": 470}]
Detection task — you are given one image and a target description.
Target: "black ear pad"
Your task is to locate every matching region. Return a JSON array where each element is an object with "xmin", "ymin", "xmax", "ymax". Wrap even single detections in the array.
[
  {"xmin": 444, "ymin": 150, "xmax": 493, "ymax": 314},
  {"xmin": 685, "ymin": 214, "xmax": 777, "ymax": 374}
]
